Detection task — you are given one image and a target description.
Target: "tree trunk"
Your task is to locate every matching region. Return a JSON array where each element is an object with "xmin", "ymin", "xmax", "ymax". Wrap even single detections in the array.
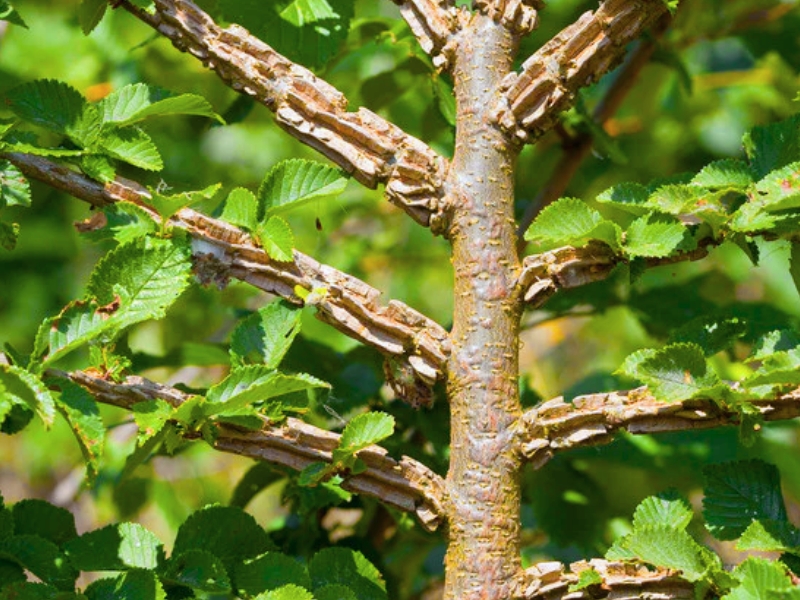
[{"xmin": 445, "ymin": 13, "xmax": 523, "ymax": 599}]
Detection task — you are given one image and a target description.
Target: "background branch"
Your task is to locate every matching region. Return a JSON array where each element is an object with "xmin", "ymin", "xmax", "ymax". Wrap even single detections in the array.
[
  {"xmin": 120, "ymin": 0, "xmax": 451, "ymax": 233},
  {"xmin": 4, "ymin": 151, "xmax": 450, "ymax": 408},
  {"xmin": 493, "ymin": 0, "xmax": 670, "ymax": 143},
  {"xmin": 516, "ymin": 385, "xmax": 800, "ymax": 469},
  {"xmin": 62, "ymin": 368, "xmax": 447, "ymax": 531}
]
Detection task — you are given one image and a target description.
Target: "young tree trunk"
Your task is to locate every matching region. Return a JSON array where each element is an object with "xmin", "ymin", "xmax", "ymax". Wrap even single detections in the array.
[{"xmin": 445, "ymin": 13, "xmax": 524, "ymax": 599}]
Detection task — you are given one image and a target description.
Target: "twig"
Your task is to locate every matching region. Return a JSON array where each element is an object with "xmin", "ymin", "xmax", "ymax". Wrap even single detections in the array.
[
  {"xmin": 4, "ymin": 151, "xmax": 450, "ymax": 408},
  {"xmin": 119, "ymin": 0, "xmax": 451, "ymax": 233},
  {"xmin": 516, "ymin": 13, "xmax": 672, "ymax": 247},
  {"xmin": 388, "ymin": 0, "xmax": 463, "ymax": 68},
  {"xmin": 516, "ymin": 559, "xmax": 693, "ymax": 600},
  {"xmin": 493, "ymin": 0, "xmax": 670, "ymax": 143},
  {"xmin": 62, "ymin": 369, "xmax": 447, "ymax": 531},
  {"xmin": 515, "ymin": 385, "xmax": 800, "ymax": 469}
]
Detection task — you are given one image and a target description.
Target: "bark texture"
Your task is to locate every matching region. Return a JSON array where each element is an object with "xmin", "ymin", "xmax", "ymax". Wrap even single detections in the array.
[{"xmin": 444, "ymin": 15, "xmax": 524, "ymax": 599}]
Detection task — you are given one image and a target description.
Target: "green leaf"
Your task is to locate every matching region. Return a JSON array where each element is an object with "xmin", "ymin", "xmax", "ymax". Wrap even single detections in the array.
[
  {"xmin": 0, "ymin": 364, "xmax": 56, "ymax": 427},
  {"xmin": 333, "ymin": 412, "xmax": 394, "ymax": 464},
  {"xmin": 632, "ymin": 491, "xmax": 693, "ymax": 531},
  {"xmin": 0, "ymin": 160, "xmax": 31, "ymax": 208},
  {"xmin": 646, "ymin": 184, "xmax": 704, "ymax": 215},
  {"xmin": 97, "ymin": 83, "xmax": 221, "ymax": 127},
  {"xmin": 703, "ymin": 460, "xmax": 787, "ymax": 541},
  {"xmin": 119, "ymin": 423, "xmax": 172, "ymax": 481},
  {"xmin": 230, "ymin": 301, "xmax": 302, "ymax": 369},
  {"xmin": 629, "ymin": 343, "xmax": 724, "ymax": 403},
  {"xmin": 309, "ymin": 548, "xmax": 386, "ymax": 600},
  {"xmin": 751, "ymin": 330, "xmax": 800, "ymax": 361},
  {"xmin": 0, "ymin": 561, "xmax": 26, "ymax": 589},
  {"xmin": 78, "ymin": 0, "xmax": 107, "ymax": 35},
  {"xmin": 744, "ymin": 347, "xmax": 800, "ymax": 388},
  {"xmin": 81, "ymin": 201, "xmax": 158, "ymax": 243},
  {"xmin": 4, "ymin": 79, "xmax": 86, "ymax": 135},
  {"xmin": 34, "ymin": 237, "xmax": 192, "ymax": 368},
  {"xmin": 610, "ymin": 526, "xmax": 711, "ymax": 582},
  {"xmin": 568, "ymin": 568, "xmax": 602, "ymax": 592},
  {"xmin": 691, "ymin": 158, "xmax": 754, "ymax": 190},
  {"xmin": 432, "ymin": 73, "xmax": 456, "ymax": 127},
  {"xmin": 0, "ymin": 534, "xmax": 78, "ymax": 590},
  {"xmin": 96, "ymin": 126, "xmax": 163, "ymax": 171},
  {"xmin": 259, "ymin": 159, "xmax": 348, "ymax": 216},
  {"xmin": 161, "ymin": 549, "xmax": 231, "ymax": 593},
  {"xmin": 221, "ymin": 187, "xmax": 258, "ymax": 231},
  {"xmin": 724, "ymin": 557, "xmax": 793, "ymax": 600},
  {"xmin": 280, "ymin": 0, "xmax": 338, "ymax": 26},
  {"xmin": 623, "ymin": 214, "xmax": 686, "ymax": 258},
  {"xmin": 148, "ymin": 183, "xmax": 221, "ymax": 219},
  {"xmin": 0, "ymin": 221, "xmax": 19, "ymax": 251},
  {"xmin": 525, "ymin": 197, "xmax": 622, "ymax": 250},
  {"xmin": 84, "ymin": 569, "xmax": 166, "ymax": 600},
  {"xmin": 11, "ymin": 499, "xmax": 77, "ymax": 546},
  {"xmin": 257, "ymin": 216, "xmax": 294, "ymax": 262},
  {"xmin": 132, "ymin": 399, "xmax": 174, "ymax": 444},
  {"xmin": 0, "ymin": 1, "xmax": 27, "ymax": 27},
  {"xmin": 54, "ymin": 381, "xmax": 105, "ymax": 482},
  {"xmin": 234, "ymin": 551, "xmax": 311, "ymax": 595},
  {"xmin": 737, "ymin": 519, "xmax": 800, "ymax": 553},
  {"xmin": 172, "ymin": 505, "xmax": 274, "ymax": 572},
  {"xmin": 253, "ymin": 584, "xmax": 314, "ymax": 600},
  {"xmin": 205, "ymin": 366, "xmax": 327, "ymax": 417},
  {"xmin": 595, "ymin": 182, "xmax": 650, "ymax": 215},
  {"xmin": 64, "ymin": 522, "xmax": 164, "ymax": 570},
  {"xmin": 668, "ymin": 316, "xmax": 747, "ymax": 357},
  {"xmin": 790, "ymin": 242, "xmax": 800, "ymax": 300},
  {"xmin": 743, "ymin": 114, "xmax": 800, "ymax": 179},
  {"xmin": 80, "ymin": 153, "xmax": 117, "ymax": 183}
]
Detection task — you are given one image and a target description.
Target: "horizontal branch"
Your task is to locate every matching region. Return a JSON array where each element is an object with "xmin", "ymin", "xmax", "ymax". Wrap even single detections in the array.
[
  {"xmin": 516, "ymin": 559, "xmax": 693, "ymax": 600},
  {"xmin": 122, "ymin": 0, "xmax": 450, "ymax": 233},
  {"xmin": 474, "ymin": 0, "xmax": 543, "ymax": 35},
  {"xmin": 5, "ymin": 151, "xmax": 450, "ymax": 408},
  {"xmin": 516, "ymin": 240, "xmax": 715, "ymax": 309},
  {"xmin": 388, "ymin": 0, "xmax": 462, "ymax": 67},
  {"xmin": 63, "ymin": 369, "xmax": 447, "ymax": 531},
  {"xmin": 492, "ymin": 0, "xmax": 670, "ymax": 143},
  {"xmin": 515, "ymin": 385, "xmax": 800, "ymax": 469}
]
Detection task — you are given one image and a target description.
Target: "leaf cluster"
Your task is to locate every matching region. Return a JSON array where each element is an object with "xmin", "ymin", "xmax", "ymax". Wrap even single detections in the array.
[
  {"xmin": 0, "ymin": 499, "xmax": 387, "ymax": 600},
  {"xmin": 608, "ymin": 459, "xmax": 800, "ymax": 598}
]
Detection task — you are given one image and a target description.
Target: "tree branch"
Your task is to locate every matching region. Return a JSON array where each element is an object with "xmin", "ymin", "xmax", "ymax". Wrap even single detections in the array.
[
  {"xmin": 493, "ymin": 0, "xmax": 670, "ymax": 143},
  {"xmin": 475, "ymin": 0, "xmax": 543, "ymax": 35},
  {"xmin": 515, "ymin": 385, "xmax": 800, "ymax": 469},
  {"xmin": 4, "ymin": 151, "xmax": 450, "ymax": 408},
  {"xmin": 61, "ymin": 369, "xmax": 447, "ymax": 531},
  {"xmin": 516, "ymin": 239, "xmax": 715, "ymax": 309},
  {"xmin": 388, "ymin": 0, "xmax": 463, "ymax": 68},
  {"xmin": 119, "ymin": 0, "xmax": 451, "ymax": 233},
  {"xmin": 516, "ymin": 559, "xmax": 693, "ymax": 600},
  {"xmin": 516, "ymin": 12, "xmax": 671, "ymax": 247}
]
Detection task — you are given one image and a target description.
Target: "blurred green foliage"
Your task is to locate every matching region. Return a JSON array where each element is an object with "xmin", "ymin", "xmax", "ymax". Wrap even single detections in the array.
[{"xmin": 1, "ymin": 0, "xmax": 800, "ymax": 597}]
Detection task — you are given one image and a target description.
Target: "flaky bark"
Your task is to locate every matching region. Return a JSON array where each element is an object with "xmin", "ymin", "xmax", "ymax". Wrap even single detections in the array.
[
  {"xmin": 493, "ymin": 0, "xmax": 670, "ymax": 143},
  {"xmin": 61, "ymin": 368, "xmax": 447, "ymax": 531},
  {"xmin": 388, "ymin": 0, "xmax": 463, "ymax": 67},
  {"xmin": 4, "ymin": 152, "xmax": 449, "ymax": 407},
  {"xmin": 515, "ymin": 386, "xmax": 800, "ymax": 469},
  {"xmin": 119, "ymin": 0, "xmax": 451, "ymax": 233}
]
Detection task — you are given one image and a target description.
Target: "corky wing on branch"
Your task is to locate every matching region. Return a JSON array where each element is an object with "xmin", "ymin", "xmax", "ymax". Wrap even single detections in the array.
[
  {"xmin": 63, "ymin": 369, "xmax": 446, "ymax": 531},
  {"xmin": 389, "ymin": 0, "xmax": 462, "ymax": 67},
  {"xmin": 120, "ymin": 0, "xmax": 450, "ymax": 233},
  {"xmin": 492, "ymin": 0, "xmax": 670, "ymax": 142},
  {"xmin": 515, "ymin": 386, "xmax": 800, "ymax": 469},
  {"xmin": 475, "ymin": 0, "xmax": 543, "ymax": 35},
  {"xmin": 5, "ymin": 152, "xmax": 450, "ymax": 408}
]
